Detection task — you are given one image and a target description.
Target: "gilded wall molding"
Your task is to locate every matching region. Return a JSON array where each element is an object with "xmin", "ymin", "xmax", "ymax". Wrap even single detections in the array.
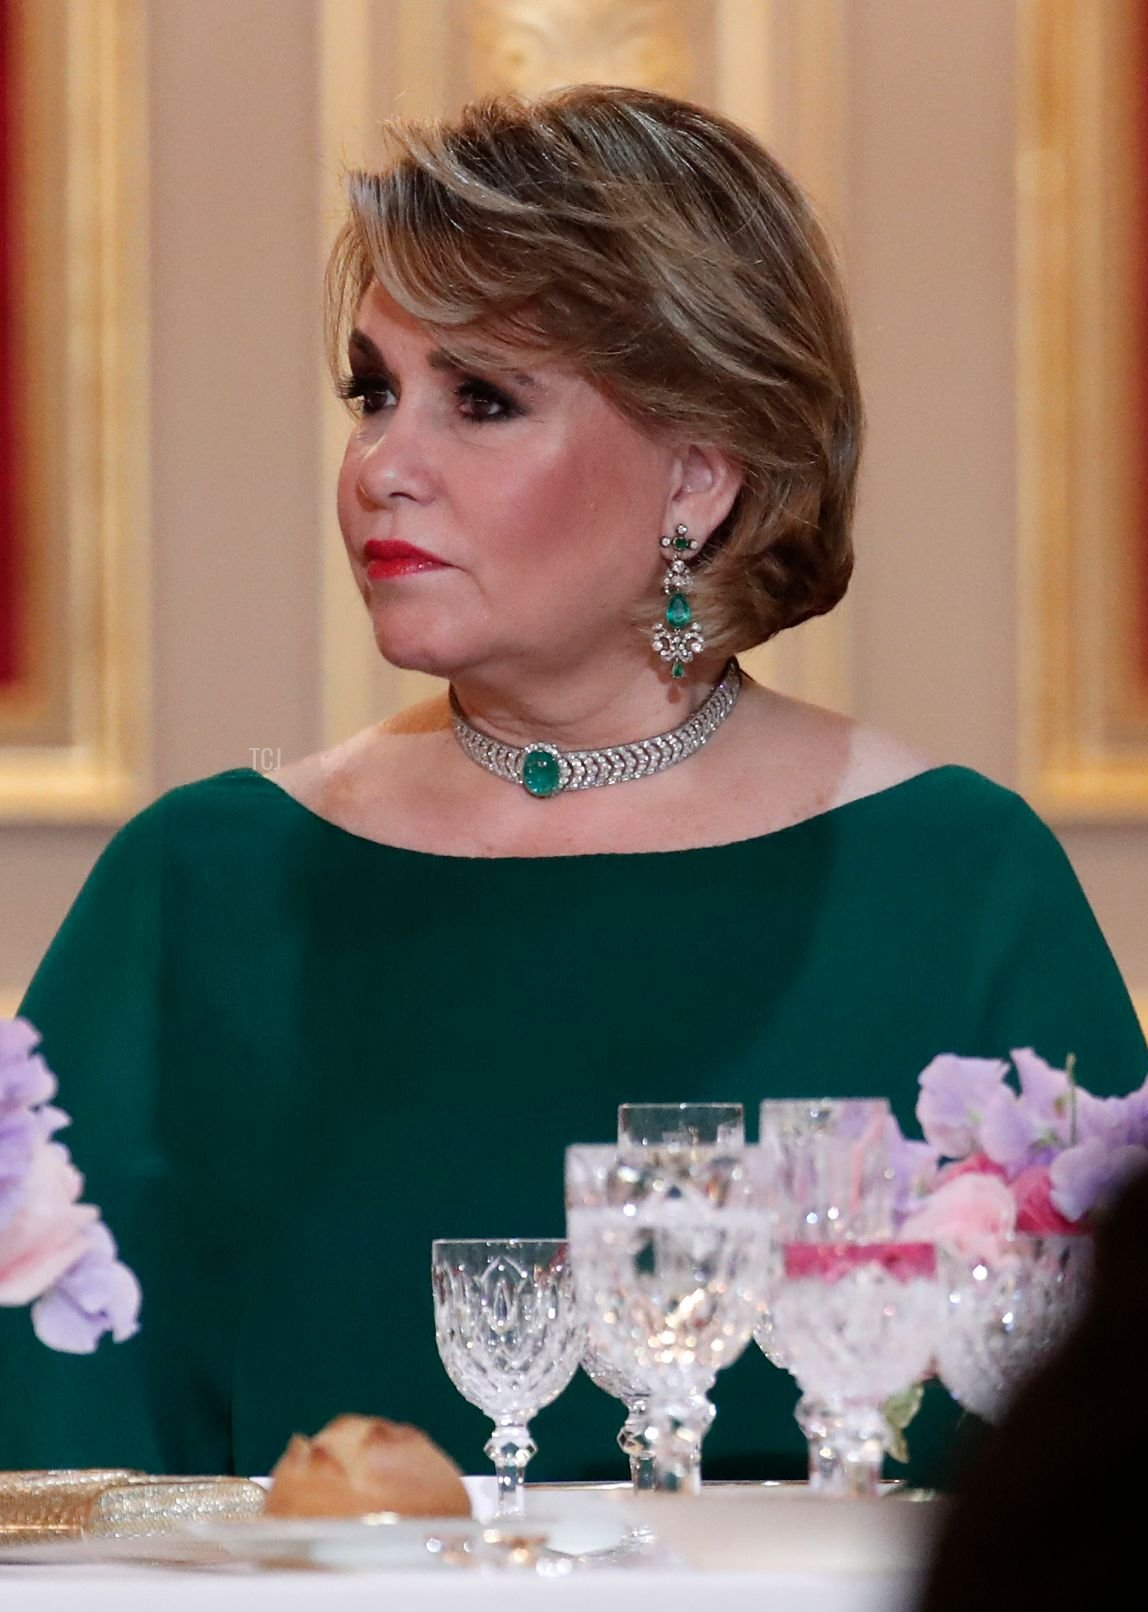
[
  {"xmin": 1017, "ymin": 0, "xmax": 1148, "ymax": 817},
  {"xmin": 318, "ymin": 0, "xmax": 852, "ymax": 744},
  {"xmin": 0, "ymin": 0, "xmax": 151, "ymax": 820},
  {"xmin": 469, "ymin": 0, "xmax": 695, "ymax": 95}
]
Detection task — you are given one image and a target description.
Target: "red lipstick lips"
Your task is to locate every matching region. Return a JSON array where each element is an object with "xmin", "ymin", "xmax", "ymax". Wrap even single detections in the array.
[{"xmin": 364, "ymin": 539, "xmax": 450, "ymax": 580}]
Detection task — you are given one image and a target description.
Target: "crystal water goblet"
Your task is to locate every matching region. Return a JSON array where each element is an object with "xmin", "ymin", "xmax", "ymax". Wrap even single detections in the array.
[
  {"xmin": 758, "ymin": 1097, "xmax": 894, "ymax": 1242},
  {"xmin": 581, "ymin": 1102, "xmax": 748, "ymax": 1488},
  {"xmin": 759, "ymin": 1097, "xmax": 945, "ymax": 1494},
  {"xmin": 755, "ymin": 1097, "xmax": 895, "ymax": 1369},
  {"xmin": 936, "ymin": 1233, "xmax": 1093, "ymax": 1421},
  {"xmin": 770, "ymin": 1238, "xmax": 946, "ymax": 1495},
  {"xmin": 566, "ymin": 1143, "xmax": 768, "ymax": 1494},
  {"xmin": 578, "ymin": 1348, "xmax": 659, "ymax": 1492},
  {"xmin": 431, "ymin": 1238, "xmax": 583, "ymax": 1519},
  {"xmin": 618, "ymin": 1102, "xmax": 745, "ymax": 1152}
]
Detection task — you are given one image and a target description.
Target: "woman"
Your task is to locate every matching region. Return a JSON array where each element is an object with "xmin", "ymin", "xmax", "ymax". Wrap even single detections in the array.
[{"xmin": 2, "ymin": 85, "xmax": 1144, "ymax": 1486}]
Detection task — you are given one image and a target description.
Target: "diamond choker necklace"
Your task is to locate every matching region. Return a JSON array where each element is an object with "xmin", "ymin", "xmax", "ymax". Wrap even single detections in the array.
[{"xmin": 448, "ymin": 657, "xmax": 742, "ymax": 799}]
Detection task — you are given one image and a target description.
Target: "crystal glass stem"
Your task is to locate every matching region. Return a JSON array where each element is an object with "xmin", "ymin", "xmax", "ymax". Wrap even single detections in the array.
[
  {"xmin": 796, "ymin": 1397, "xmax": 886, "ymax": 1497},
  {"xmin": 647, "ymin": 1389, "xmax": 715, "ymax": 1493},
  {"xmin": 618, "ymin": 1396, "xmax": 652, "ymax": 1489},
  {"xmin": 485, "ymin": 1422, "xmax": 537, "ymax": 1518},
  {"xmin": 617, "ymin": 1394, "xmax": 691, "ymax": 1491}
]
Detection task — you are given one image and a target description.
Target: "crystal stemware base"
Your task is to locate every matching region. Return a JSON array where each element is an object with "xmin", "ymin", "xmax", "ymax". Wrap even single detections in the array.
[
  {"xmin": 646, "ymin": 1389, "xmax": 715, "ymax": 1495},
  {"xmin": 484, "ymin": 1423, "xmax": 537, "ymax": 1519},
  {"xmin": 796, "ymin": 1397, "xmax": 889, "ymax": 1497},
  {"xmin": 771, "ymin": 1241, "xmax": 943, "ymax": 1497}
]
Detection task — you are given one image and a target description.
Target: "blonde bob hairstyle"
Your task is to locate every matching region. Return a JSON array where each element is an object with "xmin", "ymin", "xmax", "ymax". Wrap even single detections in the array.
[{"xmin": 325, "ymin": 83, "xmax": 863, "ymax": 658}]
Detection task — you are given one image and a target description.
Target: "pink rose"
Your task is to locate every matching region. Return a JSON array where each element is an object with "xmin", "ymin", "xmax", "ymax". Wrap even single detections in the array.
[
  {"xmin": 901, "ymin": 1172, "xmax": 1017, "ymax": 1262},
  {"xmin": 1010, "ymin": 1164, "xmax": 1079, "ymax": 1235},
  {"xmin": 937, "ymin": 1152, "xmax": 1010, "ymax": 1186},
  {"xmin": 0, "ymin": 1142, "xmax": 99, "ymax": 1307}
]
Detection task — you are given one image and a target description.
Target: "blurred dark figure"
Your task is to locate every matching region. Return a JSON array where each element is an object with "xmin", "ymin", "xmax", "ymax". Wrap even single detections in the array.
[{"xmin": 918, "ymin": 1163, "xmax": 1148, "ymax": 1612}]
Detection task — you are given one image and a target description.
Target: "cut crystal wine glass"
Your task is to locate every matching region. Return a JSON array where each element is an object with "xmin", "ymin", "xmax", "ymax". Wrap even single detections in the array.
[
  {"xmin": 755, "ymin": 1097, "xmax": 895, "ymax": 1371},
  {"xmin": 770, "ymin": 1239, "xmax": 946, "ymax": 1495},
  {"xmin": 566, "ymin": 1143, "xmax": 768, "ymax": 1494},
  {"xmin": 618, "ymin": 1102, "xmax": 745, "ymax": 1152},
  {"xmin": 758, "ymin": 1098, "xmax": 894, "ymax": 1242},
  {"xmin": 936, "ymin": 1233, "xmax": 1093, "ymax": 1421},
  {"xmin": 431, "ymin": 1238, "xmax": 583, "ymax": 1518},
  {"xmin": 758, "ymin": 1097, "xmax": 945, "ymax": 1494},
  {"xmin": 581, "ymin": 1102, "xmax": 748, "ymax": 1489}
]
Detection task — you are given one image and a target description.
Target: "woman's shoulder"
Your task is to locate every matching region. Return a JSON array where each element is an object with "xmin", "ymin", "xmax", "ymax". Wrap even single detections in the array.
[
  {"xmin": 259, "ymin": 699, "xmax": 447, "ymax": 808},
  {"xmin": 94, "ymin": 766, "xmax": 314, "ymax": 864},
  {"xmin": 150, "ymin": 765, "xmax": 287, "ymax": 825},
  {"xmin": 758, "ymin": 694, "xmax": 1068, "ymax": 886},
  {"xmin": 762, "ymin": 692, "xmax": 1029, "ymax": 826}
]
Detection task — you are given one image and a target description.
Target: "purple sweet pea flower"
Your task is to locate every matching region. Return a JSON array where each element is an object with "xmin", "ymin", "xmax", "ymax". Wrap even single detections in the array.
[
  {"xmin": 1128, "ymin": 1078, "xmax": 1148, "ymax": 1144},
  {"xmin": 0, "ymin": 1016, "xmax": 40, "ymax": 1065},
  {"xmin": 0, "ymin": 1051, "xmax": 56, "ymax": 1119},
  {"xmin": 0, "ymin": 1107, "xmax": 39, "ymax": 1178},
  {"xmin": 977, "ymin": 1085, "xmax": 1034, "ymax": 1175},
  {"xmin": 973, "ymin": 1050, "xmax": 1075, "ymax": 1175},
  {"xmin": 1011, "ymin": 1049, "xmax": 1076, "ymax": 1149},
  {"xmin": 916, "ymin": 1054, "xmax": 1010, "ymax": 1158},
  {"xmin": 1074, "ymin": 1073, "xmax": 1148, "ymax": 1151},
  {"xmin": 885, "ymin": 1115, "xmax": 941, "ymax": 1217},
  {"xmin": 0, "ymin": 1017, "xmax": 56, "ymax": 1121},
  {"xmin": 1011, "ymin": 1047, "xmax": 1073, "ymax": 1115},
  {"xmin": 30, "ymin": 1221, "xmax": 141, "ymax": 1354},
  {"xmin": 0, "ymin": 1098, "xmax": 69, "ymax": 1198},
  {"xmin": 0, "ymin": 1111, "xmax": 37, "ymax": 1232},
  {"xmin": 0, "ymin": 1015, "xmax": 142, "ymax": 1353},
  {"xmin": 1049, "ymin": 1137, "xmax": 1148, "ymax": 1222}
]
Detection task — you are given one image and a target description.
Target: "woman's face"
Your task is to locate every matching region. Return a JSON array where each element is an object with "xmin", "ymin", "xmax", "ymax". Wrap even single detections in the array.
[{"xmin": 337, "ymin": 284, "xmax": 690, "ymax": 683}]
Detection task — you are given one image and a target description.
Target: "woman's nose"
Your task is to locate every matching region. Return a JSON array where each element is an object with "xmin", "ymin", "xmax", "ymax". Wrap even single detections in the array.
[{"xmin": 354, "ymin": 399, "xmax": 436, "ymax": 508}]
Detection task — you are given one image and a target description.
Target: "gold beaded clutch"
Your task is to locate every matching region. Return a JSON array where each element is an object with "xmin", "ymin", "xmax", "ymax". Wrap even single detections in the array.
[{"xmin": 0, "ymin": 1470, "xmax": 266, "ymax": 1544}]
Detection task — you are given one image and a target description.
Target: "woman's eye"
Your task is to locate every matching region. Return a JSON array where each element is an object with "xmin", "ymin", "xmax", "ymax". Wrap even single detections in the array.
[
  {"xmin": 337, "ymin": 373, "xmax": 391, "ymax": 415},
  {"xmin": 456, "ymin": 379, "xmax": 519, "ymax": 422},
  {"xmin": 336, "ymin": 371, "xmax": 520, "ymax": 423}
]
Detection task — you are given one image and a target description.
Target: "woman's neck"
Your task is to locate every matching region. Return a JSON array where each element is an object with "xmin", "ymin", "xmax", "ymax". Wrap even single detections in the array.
[{"xmin": 446, "ymin": 651, "xmax": 730, "ymax": 753}]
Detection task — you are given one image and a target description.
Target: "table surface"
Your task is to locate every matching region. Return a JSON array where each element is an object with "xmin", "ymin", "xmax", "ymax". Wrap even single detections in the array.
[
  {"xmin": 0, "ymin": 1479, "xmax": 934, "ymax": 1611},
  {"xmin": 0, "ymin": 1565, "xmax": 922, "ymax": 1612}
]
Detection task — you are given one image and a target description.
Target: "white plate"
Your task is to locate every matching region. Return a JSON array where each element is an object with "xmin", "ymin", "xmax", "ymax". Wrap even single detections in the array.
[{"xmin": 182, "ymin": 1513, "xmax": 495, "ymax": 1570}]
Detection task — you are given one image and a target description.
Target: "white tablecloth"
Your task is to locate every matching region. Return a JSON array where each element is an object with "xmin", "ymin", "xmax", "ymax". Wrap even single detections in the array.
[
  {"xmin": 0, "ymin": 1480, "xmax": 935, "ymax": 1610},
  {"xmin": 0, "ymin": 1566, "xmax": 922, "ymax": 1612}
]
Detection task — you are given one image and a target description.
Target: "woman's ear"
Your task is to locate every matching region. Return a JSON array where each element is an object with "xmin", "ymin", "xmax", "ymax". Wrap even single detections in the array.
[{"xmin": 665, "ymin": 444, "xmax": 744, "ymax": 547}]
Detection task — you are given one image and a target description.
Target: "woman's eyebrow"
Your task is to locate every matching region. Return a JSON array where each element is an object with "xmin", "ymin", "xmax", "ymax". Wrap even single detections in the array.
[{"xmin": 347, "ymin": 328, "xmax": 539, "ymax": 391}]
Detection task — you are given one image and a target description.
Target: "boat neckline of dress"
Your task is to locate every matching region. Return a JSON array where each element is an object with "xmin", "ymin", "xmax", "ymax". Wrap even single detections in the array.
[{"xmin": 238, "ymin": 762, "xmax": 967, "ymax": 864}]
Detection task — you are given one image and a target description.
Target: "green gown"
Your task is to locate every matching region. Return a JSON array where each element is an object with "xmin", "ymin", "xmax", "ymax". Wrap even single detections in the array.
[{"xmin": 2, "ymin": 763, "xmax": 1145, "ymax": 1487}]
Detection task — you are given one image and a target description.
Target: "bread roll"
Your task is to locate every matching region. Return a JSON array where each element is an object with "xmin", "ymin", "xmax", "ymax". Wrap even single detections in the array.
[{"xmin": 264, "ymin": 1415, "xmax": 471, "ymax": 1519}]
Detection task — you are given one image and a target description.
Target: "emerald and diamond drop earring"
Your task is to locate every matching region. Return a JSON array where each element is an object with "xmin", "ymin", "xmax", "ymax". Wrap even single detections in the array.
[{"xmin": 650, "ymin": 523, "xmax": 705, "ymax": 680}]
